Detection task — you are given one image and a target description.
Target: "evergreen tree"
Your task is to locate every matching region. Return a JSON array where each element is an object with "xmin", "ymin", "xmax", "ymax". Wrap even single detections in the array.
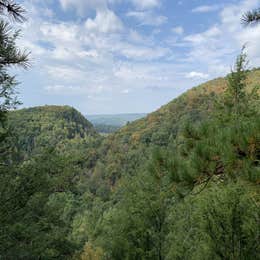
[
  {"xmin": 166, "ymin": 182, "xmax": 259, "ymax": 260},
  {"xmin": 0, "ymin": 0, "xmax": 29, "ymax": 169},
  {"xmin": 0, "ymin": 149, "xmax": 79, "ymax": 258},
  {"xmin": 171, "ymin": 49, "xmax": 259, "ymax": 193},
  {"xmin": 164, "ymin": 49, "xmax": 260, "ymax": 259},
  {"xmin": 0, "ymin": 0, "xmax": 29, "ymax": 125}
]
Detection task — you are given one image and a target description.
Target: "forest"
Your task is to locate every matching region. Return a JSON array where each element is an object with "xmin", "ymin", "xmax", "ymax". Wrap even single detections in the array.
[{"xmin": 0, "ymin": 1, "xmax": 259, "ymax": 259}]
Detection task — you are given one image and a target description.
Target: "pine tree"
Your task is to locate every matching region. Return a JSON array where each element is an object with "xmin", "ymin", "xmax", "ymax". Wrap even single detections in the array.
[
  {"xmin": 0, "ymin": 0, "xmax": 29, "ymax": 181},
  {"xmin": 0, "ymin": 0, "xmax": 29, "ymax": 125},
  {"xmin": 164, "ymin": 50, "xmax": 260, "ymax": 259}
]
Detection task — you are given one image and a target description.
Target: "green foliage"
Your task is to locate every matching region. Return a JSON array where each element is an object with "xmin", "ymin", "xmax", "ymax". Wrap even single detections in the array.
[
  {"xmin": 97, "ymin": 150, "xmax": 173, "ymax": 259},
  {"xmin": 0, "ymin": 106, "xmax": 105, "ymax": 258},
  {"xmin": 0, "ymin": 1, "xmax": 29, "ymax": 124},
  {"xmin": 80, "ymin": 243, "xmax": 104, "ymax": 260},
  {"xmin": 166, "ymin": 181, "xmax": 259, "ymax": 260},
  {"xmin": 171, "ymin": 50, "xmax": 260, "ymax": 193},
  {"xmin": 86, "ymin": 52, "xmax": 260, "ymax": 259},
  {"xmin": 0, "ymin": 1, "xmax": 27, "ymax": 22},
  {"xmin": 92, "ymin": 68, "xmax": 260, "ymax": 186},
  {"xmin": 7, "ymin": 105, "xmax": 99, "ymax": 158},
  {"xmin": 1, "ymin": 48, "xmax": 260, "ymax": 259},
  {"xmin": 0, "ymin": 149, "xmax": 79, "ymax": 258},
  {"xmin": 93, "ymin": 123, "xmax": 120, "ymax": 134}
]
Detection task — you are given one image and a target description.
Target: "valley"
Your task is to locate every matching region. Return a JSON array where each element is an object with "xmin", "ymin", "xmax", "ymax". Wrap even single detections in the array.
[
  {"xmin": 0, "ymin": 1, "xmax": 259, "ymax": 259},
  {"xmin": 2, "ymin": 67, "xmax": 259, "ymax": 259}
]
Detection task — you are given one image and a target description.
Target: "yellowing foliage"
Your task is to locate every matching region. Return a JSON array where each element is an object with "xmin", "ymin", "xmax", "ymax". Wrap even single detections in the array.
[{"xmin": 80, "ymin": 243, "xmax": 103, "ymax": 260}]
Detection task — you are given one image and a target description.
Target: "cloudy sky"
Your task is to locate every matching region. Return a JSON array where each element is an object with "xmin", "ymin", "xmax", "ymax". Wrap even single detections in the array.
[{"xmin": 15, "ymin": 0, "xmax": 260, "ymax": 115}]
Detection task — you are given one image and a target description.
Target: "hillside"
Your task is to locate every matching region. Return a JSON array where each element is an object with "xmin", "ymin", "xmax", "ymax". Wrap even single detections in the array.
[
  {"xmin": 6, "ymin": 69, "xmax": 259, "ymax": 178},
  {"xmin": 97, "ymin": 68, "xmax": 260, "ymax": 181},
  {"xmin": 116, "ymin": 68, "xmax": 260, "ymax": 144},
  {"xmin": 8, "ymin": 105, "xmax": 99, "ymax": 156},
  {"xmin": 83, "ymin": 65, "xmax": 260, "ymax": 259}
]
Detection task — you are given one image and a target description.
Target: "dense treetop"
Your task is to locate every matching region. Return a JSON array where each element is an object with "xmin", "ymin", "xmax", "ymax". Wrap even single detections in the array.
[{"xmin": 7, "ymin": 105, "xmax": 99, "ymax": 156}]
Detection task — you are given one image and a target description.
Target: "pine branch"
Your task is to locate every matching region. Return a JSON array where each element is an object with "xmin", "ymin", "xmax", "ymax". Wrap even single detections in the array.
[
  {"xmin": 0, "ymin": 0, "xmax": 26, "ymax": 22},
  {"xmin": 0, "ymin": 21, "xmax": 30, "ymax": 68},
  {"xmin": 0, "ymin": 50, "xmax": 30, "ymax": 68},
  {"xmin": 241, "ymin": 8, "xmax": 260, "ymax": 26}
]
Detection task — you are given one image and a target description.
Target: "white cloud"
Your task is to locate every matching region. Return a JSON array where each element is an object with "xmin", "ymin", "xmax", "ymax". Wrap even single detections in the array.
[
  {"xmin": 238, "ymin": 28, "xmax": 260, "ymax": 61},
  {"xmin": 184, "ymin": 26, "xmax": 221, "ymax": 44},
  {"xmin": 220, "ymin": 0, "xmax": 260, "ymax": 65},
  {"xmin": 192, "ymin": 4, "xmax": 221, "ymax": 13},
  {"xmin": 44, "ymin": 84, "xmax": 106, "ymax": 95},
  {"xmin": 45, "ymin": 66, "xmax": 86, "ymax": 82},
  {"xmin": 85, "ymin": 9, "xmax": 123, "ymax": 33},
  {"xmin": 220, "ymin": 0, "xmax": 259, "ymax": 32},
  {"xmin": 119, "ymin": 44, "xmax": 170, "ymax": 60},
  {"xmin": 52, "ymin": 47, "xmax": 99, "ymax": 61},
  {"xmin": 121, "ymin": 89, "xmax": 130, "ymax": 94},
  {"xmin": 185, "ymin": 71, "xmax": 209, "ymax": 79},
  {"xmin": 45, "ymin": 85, "xmax": 84, "ymax": 94},
  {"xmin": 172, "ymin": 26, "xmax": 184, "ymax": 35},
  {"xmin": 59, "ymin": 0, "xmax": 107, "ymax": 15},
  {"xmin": 40, "ymin": 22, "xmax": 79, "ymax": 43},
  {"xmin": 17, "ymin": 0, "xmax": 260, "ymax": 114},
  {"xmin": 126, "ymin": 11, "xmax": 167, "ymax": 26},
  {"xmin": 19, "ymin": 39, "xmax": 46, "ymax": 57},
  {"xmin": 113, "ymin": 62, "xmax": 178, "ymax": 86},
  {"xmin": 130, "ymin": 0, "xmax": 160, "ymax": 10},
  {"xmin": 182, "ymin": 0, "xmax": 260, "ymax": 77},
  {"xmin": 128, "ymin": 29, "xmax": 147, "ymax": 43}
]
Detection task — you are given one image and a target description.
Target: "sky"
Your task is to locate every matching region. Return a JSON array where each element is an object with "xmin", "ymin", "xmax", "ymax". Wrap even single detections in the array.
[{"xmin": 14, "ymin": 0, "xmax": 260, "ymax": 115}]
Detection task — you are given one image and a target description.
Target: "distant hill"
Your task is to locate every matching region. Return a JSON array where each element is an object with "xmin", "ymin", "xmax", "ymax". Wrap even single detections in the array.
[
  {"xmin": 8, "ymin": 105, "xmax": 99, "ymax": 156},
  {"xmin": 87, "ymin": 113, "xmax": 147, "ymax": 133}
]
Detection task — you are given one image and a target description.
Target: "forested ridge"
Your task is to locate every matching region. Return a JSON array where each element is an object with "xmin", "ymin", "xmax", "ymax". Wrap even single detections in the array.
[
  {"xmin": 7, "ymin": 105, "xmax": 98, "ymax": 157},
  {"xmin": 0, "ymin": 1, "xmax": 259, "ymax": 259}
]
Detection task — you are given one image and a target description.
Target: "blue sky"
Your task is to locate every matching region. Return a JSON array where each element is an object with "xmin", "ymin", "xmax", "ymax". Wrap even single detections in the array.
[{"xmin": 15, "ymin": 0, "xmax": 260, "ymax": 115}]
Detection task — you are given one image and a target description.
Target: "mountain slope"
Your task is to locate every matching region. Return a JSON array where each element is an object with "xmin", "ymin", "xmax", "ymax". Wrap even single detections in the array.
[
  {"xmin": 84, "ymin": 65, "xmax": 260, "ymax": 259},
  {"xmin": 116, "ymin": 68, "xmax": 260, "ymax": 144},
  {"xmin": 97, "ymin": 68, "xmax": 260, "ymax": 181}
]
